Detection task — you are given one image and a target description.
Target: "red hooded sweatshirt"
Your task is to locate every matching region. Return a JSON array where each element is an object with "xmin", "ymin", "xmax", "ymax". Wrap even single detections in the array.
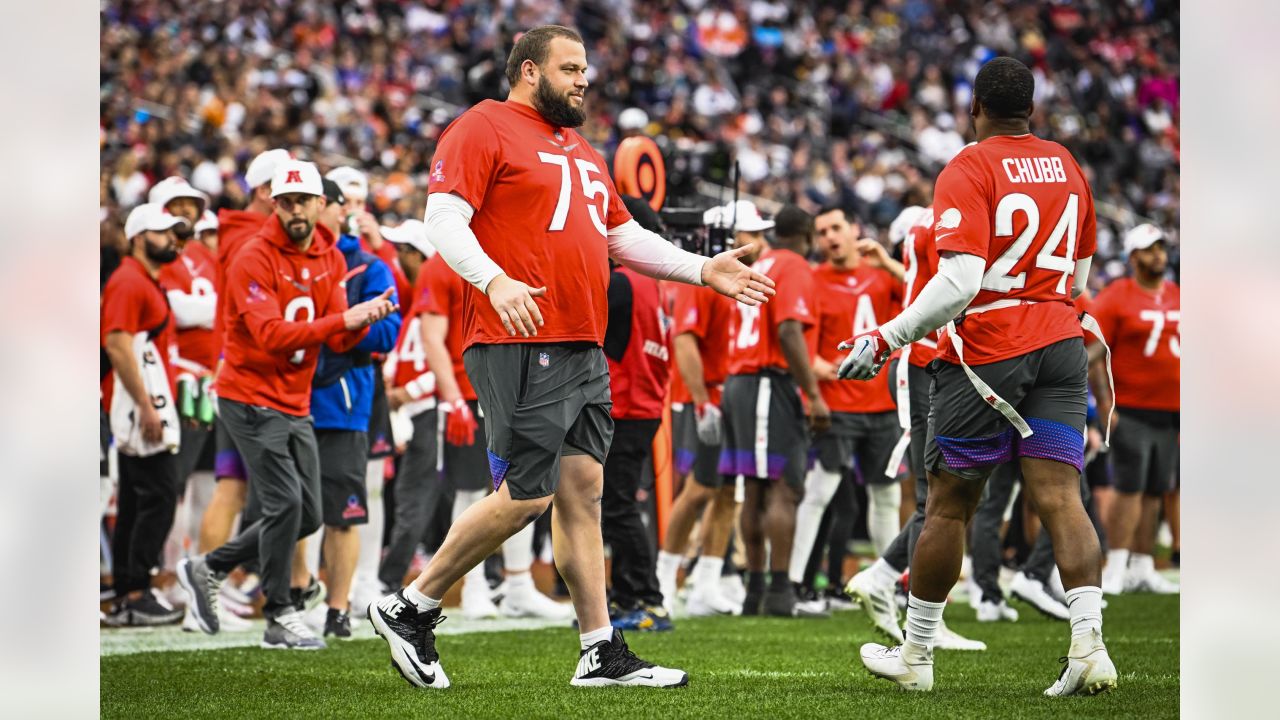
[
  {"xmin": 215, "ymin": 208, "xmax": 271, "ymax": 355},
  {"xmin": 215, "ymin": 217, "xmax": 369, "ymax": 416}
]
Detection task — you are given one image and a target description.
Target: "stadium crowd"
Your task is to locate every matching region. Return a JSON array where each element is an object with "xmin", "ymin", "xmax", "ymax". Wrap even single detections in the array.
[{"xmin": 99, "ymin": 0, "xmax": 1179, "ymax": 668}]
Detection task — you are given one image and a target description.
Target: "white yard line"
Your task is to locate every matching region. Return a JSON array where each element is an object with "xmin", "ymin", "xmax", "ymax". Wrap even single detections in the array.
[{"xmin": 101, "ymin": 616, "xmax": 570, "ymax": 657}]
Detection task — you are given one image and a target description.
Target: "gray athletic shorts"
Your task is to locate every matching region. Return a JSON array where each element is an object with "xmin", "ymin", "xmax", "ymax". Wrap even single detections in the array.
[
  {"xmin": 672, "ymin": 402, "xmax": 724, "ymax": 489},
  {"xmin": 463, "ymin": 342, "xmax": 613, "ymax": 501},
  {"xmin": 718, "ymin": 370, "xmax": 808, "ymax": 489},
  {"xmin": 902, "ymin": 361, "xmax": 933, "ymax": 479},
  {"xmin": 812, "ymin": 410, "xmax": 900, "ymax": 484},
  {"xmin": 443, "ymin": 399, "xmax": 491, "ymax": 492},
  {"xmin": 316, "ymin": 429, "xmax": 369, "ymax": 527},
  {"xmin": 925, "ymin": 337, "xmax": 1088, "ymax": 481},
  {"xmin": 1109, "ymin": 407, "xmax": 1179, "ymax": 495}
]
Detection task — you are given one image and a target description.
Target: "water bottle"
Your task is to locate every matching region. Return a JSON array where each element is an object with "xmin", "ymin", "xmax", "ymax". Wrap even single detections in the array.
[
  {"xmin": 177, "ymin": 374, "xmax": 196, "ymax": 419},
  {"xmin": 197, "ymin": 376, "xmax": 216, "ymax": 425}
]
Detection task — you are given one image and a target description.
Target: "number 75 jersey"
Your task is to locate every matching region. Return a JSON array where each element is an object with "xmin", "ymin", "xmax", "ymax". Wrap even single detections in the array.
[
  {"xmin": 427, "ymin": 100, "xmax": 633, "ymax": 350},
  {"xmin": 932, "ymin": 134, "xmax": 1097, "ymax": 365}
]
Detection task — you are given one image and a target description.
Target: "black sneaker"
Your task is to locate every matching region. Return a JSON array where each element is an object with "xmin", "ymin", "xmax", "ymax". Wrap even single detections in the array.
[
  {"xmin": 292, "ymin": 576, "xmax": 325, "ymax": 612},
  {"xmin": 763, "ymin": 584, "xmax": 798, "ymax": 617},
  {"xmin": 740, "ymin": 590, "xmax": 764, "ymax": 616},
  {"xmin": 262, "ymin": 609, "xmax": 326, "ymax": 650},
  {"xmin": 324, "ymin": 607, "xmax": 352, "ymax": 639},
  {"xmin": 121, "ymin": 590, "xmax": 184, "ymax": 626},
  {"xmin": 368, "ymin": 591, "xmax": 450, "ymax": 689},
  {"xmin": 570, "ymin": 628, "xmax": 688, "ymax": 687},
  {"xmin": 176, "ymin": 556, "xmax": 224, "ymax": 634}
]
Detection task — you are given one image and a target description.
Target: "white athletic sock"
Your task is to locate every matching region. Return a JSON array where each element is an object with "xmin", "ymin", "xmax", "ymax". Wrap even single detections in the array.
[
  {"xmin": 904, "ymin": 593, "xmax": 947, "ymax": 650},
  {"xmin": 789, "ymin": 466, "xmax": 842, "ymax": 583},
  {"xmin": 1064, "ymin": 586, "xmax": 1103, "ymax": 638},
  {"xmin": 1105, "ymin": 548, "xmax": 1130, "ymax": 574},
  {"xmin": 869, "ymin": 557, "xmax": 902, "ymax": 589},
  {"xmin": 502, "ymin": 522, "xmax": 535, "ymax": 574},
  {"xmin": 657, "ymin": 550, "xmax": 683, "ymax": 592},
  {"xmin": 1129, "ymin": 553, "xmax": 1155, "ymax": 575},
  {"xmin": 355, "ymin": 459, "xmax": 386, "ymax": 588},
  {"xmin": 580, "ymin": 625, "xmax": 613, "ymax": 650},
  {"xmin": 463, "ymin": 562, "xmax": 488, "ymax": 594},
  {"xmin": 506, "ymin": 570, "xmax": 535, "ymax": 592},
  {"xmin": 693, "ymin": 556, "xmax": 724, "ymax": 595},
  {"xmin": 403, "ymin": 584, "xmax": 441, "ymax": 612},
  {"xmin": 867, "ymin": 483, "xmax": 902, "ymax": 556}
]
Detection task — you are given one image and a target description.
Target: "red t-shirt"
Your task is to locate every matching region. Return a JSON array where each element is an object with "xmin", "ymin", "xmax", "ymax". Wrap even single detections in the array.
[
  {"xmin": 813, "ymin": 262, "xmax": 901, "ymax": 413},
  {"xmin": 422, "ymin": 253, "xmax": 477, "ymax": 401},
  {"xmin": 1089, "ymin": 277, "xmax": 1179, "ymax": 411},
  {"xmin": 670, "ymin": 284, "xmax": 733, "ymax": 404},
  {"xmin": 158, "ymin": 240, "xmax": 218, "ymax": 373},
  {"xmin": 727, "ymin": 248, "xmax": 816, "ymax": 375},
  {"xmin": 902, "ymin": 207, "xmax": 941, "ymax": 368},
  {"xmin": 216, "ymin": 219, "xmax": 368, "ymax": 416},
  {"xmin": 427, "ymin": 100, "xmax": 632, "ymax": 349},
  {"xmin": 392, "ymin": 269, "xmax": 434, "ymax": 392},
  {"xmin": 101, "ymin": 257, "xmax": 177, "ymax": 409},
  {"xmin": 933, "ymin": 134, "xmax": 1097, "ymax": 365}
]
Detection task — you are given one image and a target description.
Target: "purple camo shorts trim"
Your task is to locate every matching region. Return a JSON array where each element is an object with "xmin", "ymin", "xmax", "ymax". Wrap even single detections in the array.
[
  {"xmin": 487, "ymin": 451, "xmax": 511, "ymax": 492},
  {"xmin": 934, "ymin": 430, "xmax": 1016, "ymax": 470},
  {"xmin": 674, "ymin": 449, "xmax": 696, "ymax": 478},
  {"xmin": 717, "ymin": 449, "xmax": 787, "ymax": 480},
  {"xmin": 1017, "ymin": 417, "xmax": 1085, "ymax": 472},
  {"xmin": 214, "ymin": 449, "xmax": 247, "ymax": 481}
]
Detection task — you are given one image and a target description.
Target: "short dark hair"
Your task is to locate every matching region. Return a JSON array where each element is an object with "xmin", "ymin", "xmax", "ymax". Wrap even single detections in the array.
[
  {"xmin": 505, "ymin": 25, "xmax": 584, "ymax": 86},
  {"xmin": 815, "ymin": 206, "xmax": 856, "ymax": 224},
  {"xmin": 974, "ymin": 57, "xmax": 1035, "ymax": 120},
  {"xmin": 774, "ymin": 204, "xmax": 813, "ymax": 241}
]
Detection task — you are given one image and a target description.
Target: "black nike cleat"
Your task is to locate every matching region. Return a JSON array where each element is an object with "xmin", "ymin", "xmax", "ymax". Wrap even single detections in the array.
[
  {"xmin": 570, "ymin": 628, "xmax": 688, "ymax": 688},
  {"xmin": 368, "ymin": 591, "xmax": 449, "ymax": 689}
]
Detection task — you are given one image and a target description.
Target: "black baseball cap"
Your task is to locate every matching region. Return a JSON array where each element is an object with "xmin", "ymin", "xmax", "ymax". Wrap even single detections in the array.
[{"xmin": 321, "ymin": 178, "xmax": 346, "ymax": 206}]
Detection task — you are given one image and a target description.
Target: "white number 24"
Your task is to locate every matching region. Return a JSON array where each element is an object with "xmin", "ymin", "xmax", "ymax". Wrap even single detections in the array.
[
  {"xmin": 982, "ymin": 192, "xmax": 1080, "ymax": 295},
  {"xmin": 537, "ymin": 152, "xmax": 608, "ymax": 236}
]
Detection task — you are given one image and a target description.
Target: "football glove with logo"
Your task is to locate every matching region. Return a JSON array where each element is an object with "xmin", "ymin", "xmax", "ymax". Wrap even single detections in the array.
[
  {"xmin": 837, "ymin": 330, "xmax": 892, "ymax": 381},
  {"xmin": 694, "ymin": 402, "xmax": 723, "ymax": 446}
]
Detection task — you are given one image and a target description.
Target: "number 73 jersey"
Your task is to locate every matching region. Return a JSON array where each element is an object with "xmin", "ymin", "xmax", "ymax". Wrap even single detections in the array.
[
  {"xmin": 932, "ymin": 134, "xmax": 1097, "ymax": 365},
  {"xmin": 427, "ymin": 100, "xmax": 633, "ymax": 350},
  {"xmin": 1088, "ymin": 277, "xmax": 1180, "ymax": 412}
]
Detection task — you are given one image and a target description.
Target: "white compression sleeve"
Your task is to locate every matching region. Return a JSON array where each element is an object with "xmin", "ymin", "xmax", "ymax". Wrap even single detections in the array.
[
  {"xmin": 1072, "ymin": 256, "xmax": 1092, "ymax": 300},
  {"xmin": 877, "ymin": 253, "xmax": 985, "ymax": 350},
  {"xmin": 607, "ymin": 219, "xmax": 707, "ymax": 285},
  {"xmin": 424, "ymin": 192, "xmax": 506, "ymax": 293},
  {"xmin": 166, "ymin": 290, "xmax": 216, "ymax": 329}
]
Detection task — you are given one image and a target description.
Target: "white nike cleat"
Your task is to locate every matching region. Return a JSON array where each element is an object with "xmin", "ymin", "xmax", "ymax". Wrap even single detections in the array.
[
  {"xmin": 965, "ymin": 576, "xmax": 982, "ymax": 610},
  {"xmin": 720, "ymin": 574, "xmax": 747, "ymax": 605},
  {"xmin": 860, "ymin": 641, "xmax": 934, "ymax": 691},
  {"xmin": 976, "ymin": 599, "xmax": 1020, "ymax": 622},
  {"xmin": 461, "ymin": 583, "xmax": 500, "ymax": 620},
  {"xmin": 934, "ymin": 620, "xmax": 986, "ymax": 651},
  {"xmin": 1010, "ymin": 572, "xmax": 1070, "ymax": 620},
  {"xmin": 1125, "ymin": 567, "xmax": 1180, "ymax": 594},
  {"xmin": 500, "ymin": 583, "xmax": 573, "ymax": 620},
  {"xmin": 571, "ymin": 629, "xmax": 688, "ymax": 688},
  {"xmin": 685, "ymin": 587, "xmax": 740, "ymax": 617},
  {"xmin": 846, "ymin": 569, "xmax": 903, "ymax": 643},
  {"xmin": 1101, "ymin": 562, "xmax": 1127, "ymax": 595},
  {"xmin": 368, "ymin": 591, "xmax": 450, "ymax": 689},
  {"xmin": 1044, "ymin": 630, "xmax": 1117, "ymax": 697}
]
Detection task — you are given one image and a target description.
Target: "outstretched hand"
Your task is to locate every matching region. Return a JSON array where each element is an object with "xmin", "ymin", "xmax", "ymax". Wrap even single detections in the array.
[{"xmin": 701, "ymin": 244, "xmax": 776, "ymax": 305}]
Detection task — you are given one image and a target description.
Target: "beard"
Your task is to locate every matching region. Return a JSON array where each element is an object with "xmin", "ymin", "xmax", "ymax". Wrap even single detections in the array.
[
  {"xmin": 284, "ymin": 218, "xmax": 314, "ymax": 242},
  {"xmin": 145, "ymin": 242, "xmax": 179, "ymax": 265},
  {"xmin": 533, "ymin": 76, "xmax": 586, "ymax": 128}
]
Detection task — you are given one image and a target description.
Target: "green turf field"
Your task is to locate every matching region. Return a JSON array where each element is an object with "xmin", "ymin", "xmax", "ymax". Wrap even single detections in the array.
[{"xmin": 101, "ymin": 594, "xmax": 1178, "ymax": 719}]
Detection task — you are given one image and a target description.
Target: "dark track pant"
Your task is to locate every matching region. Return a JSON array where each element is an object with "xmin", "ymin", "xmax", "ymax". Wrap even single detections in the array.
[
  {"xmin": 602, "ymin": 418, "xmax": 662, "ymax": 610},
  {"xmin": 112, "ymin": 452, "xmax": 179, "ymax": 595}
]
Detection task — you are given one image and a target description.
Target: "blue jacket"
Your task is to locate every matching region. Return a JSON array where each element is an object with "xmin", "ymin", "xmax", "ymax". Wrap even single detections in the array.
[{"xmin": 311, "ymin": 234, "xmax": 401, "ymax": 431}]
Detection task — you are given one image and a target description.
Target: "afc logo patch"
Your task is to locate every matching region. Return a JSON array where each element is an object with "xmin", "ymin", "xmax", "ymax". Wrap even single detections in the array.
[{"xmin": 430, "ymin": 160, "xmax": 446, "ymax": 184}]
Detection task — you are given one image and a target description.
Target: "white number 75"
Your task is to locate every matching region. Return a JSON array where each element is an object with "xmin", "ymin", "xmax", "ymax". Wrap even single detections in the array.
[{"xmin": 538, "ymin": 152, "xmax": 608, "ymax": 236}]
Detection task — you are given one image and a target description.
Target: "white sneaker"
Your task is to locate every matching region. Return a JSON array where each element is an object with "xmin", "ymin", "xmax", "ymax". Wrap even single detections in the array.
[
  {"xmin": 1101, "ymin": 562, "xmax": 1127, "ymax": 595},
  {"xmin": 976, "ymin": 599, "xmax": 1019, "ymax": 622},
  {"xmin": 685, "ymin": 587, "xmax": 740, "ymax": 617},
  {"xmin": 934, "ymin": 620, "xmax": 986, "ymax": 651},
  {"xmin": 500, "ymin": 583, "xmax": 572, "ymax": 620},
  {"xmin": 1046, "ymin": 567, "xmax": 1068, "ymax": 605},
  {"xmin": 1044, "ymin": 630, "xmax": 1117, "ymax": 697},
  {"xmin": 846, "ymin": 569, "xmax": 903, "ymax": 643},
  {"xmin": 720, "ymin": 574, "xmax": 747, "ymax": 605},
  {"xmin": 1010, "ymin": 572, "xmax": 1070, "ymax": 621},
  {"xmin": 1126, "ymin": 567, "xmax": 1180, "ymax": 594},
  {"xmin": 462, "ymin": 584, "xmax": 500, "ymax": 620},
  {"xmin": 860, "ymin": 642, "xmax": 933, "ymax": 691},
  {"xmin": 571, "ymin": 628, "xmax": 687, "ymax": 687},
  {"xmin": 965, "ymin": 576, "xmax": 982, "ymax": 610},
  {"xmin": 350, "ymin": 581, "xmax": 385, "ymax": 618},
  {"xmin": 794, "ymin": 593, "xmax": 829, "ymax": 618},
  {"xmin": 221, "ymin": 573, "xmax": 261, "ymax": 606}
]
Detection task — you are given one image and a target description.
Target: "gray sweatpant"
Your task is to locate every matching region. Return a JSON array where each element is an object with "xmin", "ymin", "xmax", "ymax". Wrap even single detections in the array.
[{"xmin": 204, "ymin": 398, "xmax": 322, "ymax": 617}]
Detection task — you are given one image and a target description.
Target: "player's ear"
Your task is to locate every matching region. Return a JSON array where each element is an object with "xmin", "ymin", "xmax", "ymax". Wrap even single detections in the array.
[
  {"xmin": 521, "ymin": 58, "xmax": 538, "ymax": 85},
  {"xmin": 1026, "ymin": 100, "xmax": 1035, "ymax": 119},
  {"xmin": 969, "ymin": 96, "xmax": 979, "ymax": 120}
]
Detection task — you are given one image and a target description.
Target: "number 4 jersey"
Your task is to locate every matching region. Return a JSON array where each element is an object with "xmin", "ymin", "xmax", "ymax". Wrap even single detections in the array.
[
  {"xmin": 933, "ymin": 134, "xmax": 1097, "ymax": 365},
  {"xmin": 427, "ymin": 100, "xmax": 633, "ymax": 350}
]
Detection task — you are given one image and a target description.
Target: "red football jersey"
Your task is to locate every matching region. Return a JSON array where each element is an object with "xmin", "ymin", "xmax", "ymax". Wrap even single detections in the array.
[
  {"xmin": 158, "ymin": 240, "xmax": 218, "ymax": 373},
  {"xmin": 422, "ymin": 253, "xmax": 477, "ymax": 401},
  {"xmin": 216, "ymin": 220, "xmax": 368, "ymax": 416},
  {"xmin": 902, "ymin": 207, "xmax": 941, "ymax": 368},
  {"xmin": 1089, "ymin": 277, "xmax": 1179, "ymax": 412},
  {"xmin": 813, "ymin": 262, "xmax": 901, "ymax": 413},
  {"xmin": 670, "ymin": 284, "xmax": 733, "ymax": 404},
  {"xmin": 392, "ymin": 269, "xmax": 434, "ymax": 392},
  {"xmin": 427, "ymin": 100, "xmax": 632, "ymax": 349},
  {"xmin": 100, "ymin": 257, "xmax": 177, "ymax": 409},
  {"xmin": 727, "ymin": 248, "xmax": 816, "ymax": 375},
  {"xmin": 933, "ymin": 135, "xmax": 1097, "ymax": 365}
]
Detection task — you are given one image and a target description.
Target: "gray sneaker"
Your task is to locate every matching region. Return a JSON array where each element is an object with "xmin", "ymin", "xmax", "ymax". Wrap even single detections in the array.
[
  {"xmin": 176, "ymin": 556, "xmax": 225, "ymax": 634},
  {"xmin": 262, "ymin": 610, "xmax": 327, "ymax": 650}
]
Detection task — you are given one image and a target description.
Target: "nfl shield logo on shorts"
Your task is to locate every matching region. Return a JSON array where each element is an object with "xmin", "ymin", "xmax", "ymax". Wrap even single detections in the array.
[{"xmin": 538, "ymin": 352, "xmax": 550, "ymax": 367}]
